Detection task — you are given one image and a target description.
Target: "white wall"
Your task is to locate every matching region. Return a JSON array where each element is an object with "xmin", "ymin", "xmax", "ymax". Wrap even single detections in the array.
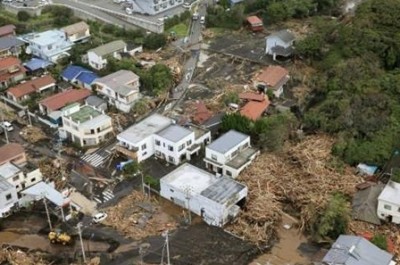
[
  {"xmin": 265, "ymin": 36, "xmax": 292, "ymax": 55},
  {"xmin": 0, "ymin": 186, "xmax": 18, "ymax": 217},
  {"xmin": 377, "ymin": 199, "xmax": 400, "ymax": 224},
  {"xmin": 87, "ymin": 51, "xmax": 107, "ymax": 70},
  {"xmin": 6, "ymin": 168, "xmax": 43, "ymax": 193},
  {"xmin": 154, "ymin": 132, "xmax": 195, "ymax": 165},
  {"xmin": 205, "ymin": 137, "xmax": 250, "ymax": 166}
]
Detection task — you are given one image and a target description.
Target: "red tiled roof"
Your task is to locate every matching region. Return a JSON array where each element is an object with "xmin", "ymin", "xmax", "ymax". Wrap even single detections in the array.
[
  {"xmin": 255, "ymin": 66, "xmax": 289, "ymax": 89},
  {"xmin": 192, "ymin": 101, "xmax": 212, "ymax": 124},
  {"xmin": 247, "ymin": 16, "xmax": 263, "ymax": 26},
  {"xmin": 240, "ymin": 98, "xmax": 270, "ymax": 121},
  {"xmin": 7, "ymin": 75, "xmax": 55, "ymax": 99},
  {"xmin": 0, "ymin": 57, "xmax": 21, "ymax": 70},
  {"xmin": 0, "ymin": 24, "xmax": 16, "ymax": 37},
  {"xmin": 239, "ymin": 92, "xmax": 265, "ymax": 102},
  {"xmin": 40, "ymin": 89, "xmax": 91, "ymax": 111},
  {"xmin": 0, "ymin": 143, "xmax": 25, "ymax": 165}
]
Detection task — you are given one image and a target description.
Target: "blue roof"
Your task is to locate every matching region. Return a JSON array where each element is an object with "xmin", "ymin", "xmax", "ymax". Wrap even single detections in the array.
[
  {"xmin": 24, "ymin": 58, "xmax": 53, "ymax": 71},
  {"xmin": 61, "ymin": 65, "xmax": 98, "ymax": 85}
]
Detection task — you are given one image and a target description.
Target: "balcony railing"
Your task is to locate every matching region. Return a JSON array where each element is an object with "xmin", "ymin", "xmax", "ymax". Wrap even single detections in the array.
[{"xmin": 116, "ymin": 145, "xmax": 138, "ymax": 160}]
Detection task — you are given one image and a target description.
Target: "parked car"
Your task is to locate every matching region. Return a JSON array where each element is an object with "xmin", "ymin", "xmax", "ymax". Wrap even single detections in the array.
[
  {"xmin": 92, "ymin": 212, "xmax": 108, "ymax": 223},
  {"xmin": 200, "ymin": 16, "xmax": 205, "ymax": 24},
  {"xmin": 1, "ymin": 121, "xmax": 14, "ymax": 132},
  {"xmin": 125, "ymin": 7, "xmax": 133, "ymax": 15}
]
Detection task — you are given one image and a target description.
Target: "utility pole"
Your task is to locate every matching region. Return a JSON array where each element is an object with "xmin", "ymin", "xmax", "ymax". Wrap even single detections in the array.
[
  {"xmin": 140, "ymin": 171, "xmax": 145, "ymax": 196},
  {"xmin": 164, "ymin": 230, "xmax": 171, "ymax": 265},
  {"xmin": 43, "ymin": 196, "xmax": 52, "ymax": 230},
  {"xmin": 184, "ymin": 187, "xmax": 192, "ymax": 225},
  {"xmin": 77, "ymin": 223, "xmax": 86, "ymax": 263}
]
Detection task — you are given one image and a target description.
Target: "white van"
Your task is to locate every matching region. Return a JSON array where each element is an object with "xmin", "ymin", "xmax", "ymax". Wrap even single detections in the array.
[
  {"xmin": 1, "ymin": 121, "xmax": 13, "ymax": 132},
  {"xmin": 200, "ymin": 16, "xmax": 205, "ymax": 24}
]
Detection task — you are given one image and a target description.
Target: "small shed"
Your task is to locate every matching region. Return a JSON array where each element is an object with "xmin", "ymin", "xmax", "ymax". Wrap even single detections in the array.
[
  {"xmin": 246, "ymin": 16, "xmax": 263, "ymax": 32},
  {"xmin": 85, "ymin": 95, "xmax": 107, "ymax": 111}
]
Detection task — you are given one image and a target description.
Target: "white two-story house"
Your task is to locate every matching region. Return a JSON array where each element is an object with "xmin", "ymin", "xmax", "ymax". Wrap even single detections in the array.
[
  {"xmin": 0, "ymin": 178, "xmax": 18, "ymax": 218},
  {"xmin": 265, "ymin": 29, "xmax": 295, "ymax": 61},
  {"xmin": 59, "ymin": 103, "xmax": 113, "ymax": 147},
  {"xmin": 87, "ymin": 40, "xmax": 126, "ymax": 70},
  {"xmin": 19, "ymin": 30, "xmax": 74, "ymax": 63},
  {"xmin": 154, "ymin": 124, "xmax": 211, "ymax": 165},
  {"xmin": 93, "ymin": 70, "xmax": 141, "ymax": 113},
  {"xmin": 0, "ymin": 162, "xmax": 43, "ymax": 194},
  {"xmin": 377, "ymin": 180, "xmax": 400, "ymax": 224},
  {"xmin": 204, "ymin": 130, "xmax": 259, "ymax": 178}
]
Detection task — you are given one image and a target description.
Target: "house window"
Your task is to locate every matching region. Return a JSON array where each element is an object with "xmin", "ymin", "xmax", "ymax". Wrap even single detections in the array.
[
  {"xmin": 170, "ymin": 189, "xmax": 174, "ymax": 193},
  {"xmin": 178, "ymin": 144, "xmax": 185, "ymax": 151},
  {"xmin": 384, "ymin": 204, "xmax": 392, "ymax": 210},
  {"xmin": 226, "ymin": 170, "xmax": 232, "ymax": 177},
  {"xmin": 91, "ymin": 129, "xmax": 95, "ymax": 134},
  {"xmin": 16, "ymin": 185, "xmax": 19, "ymax": 189},
  {"xmin": 168, "ymin": 156, "xmax": 174, "ymax": 163},
  {"xmin": 31, "ymin": 178, "xmax": 36, "ymax": 183},
  {"xmin": 142, "ymin": 144, "xmax": 147, "ymax": 150},
  {"xmin": 211, "ymin": 154, "xmax": 217, "ymax": 161},
  {"xmin": 168, "ymin": 145, "xmax": 173, "ymax": 151},
  {"xmin": 6, "ymin": 193, "xmax": 12, "ymax": 200},
  {"xmin": 12, "ymin": 175, "xmax": 19, "ymax": 181},
  {"xmin": 155, "ymin": 140, "xmax": 161, "ymax": 146},
  {"xmin": 187, "ymin": 140, "xmax": 192, "ymax": 145}
]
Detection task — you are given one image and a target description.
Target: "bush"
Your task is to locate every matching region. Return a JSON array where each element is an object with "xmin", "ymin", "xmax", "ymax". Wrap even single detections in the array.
[
  {"xmin": 371, "ymin": 234, "xmax": 387, "ymax": 250},
  {"xmin": 222, "ymin": 91, "xmax": 239, "ymax": 106},
  {"xmin": 144, "ymin": 175, "xmax": 160, "ymax": 190},
  {"xmin": 143, "ymin": 33, "xmax": 167, "ymax": 50},
  {"xmin": 17, "ymin": 11, "xmax": 31, "ymax": 22}
]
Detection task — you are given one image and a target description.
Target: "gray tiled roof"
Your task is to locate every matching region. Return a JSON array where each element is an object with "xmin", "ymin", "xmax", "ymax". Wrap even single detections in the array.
[
  {"xmin": 85, "ymin": 95, "xmax": 106, "ymax": 107},
  {"xmin": 207, "ymin": 130, "xmax": 249, "ymax": 154},
  {"xmin": 0, "ymin": 36, "xmax": 24, "ymax": 50},
  {"xmin": 156, "ymin": 125, "xmax": 193, "ymax": 143},
  {"xmin": 323, "ymin": 235, "xmax": 393, "ymax": 265},
  {"xmin": 89, "ymin": 40, "xmax": 126, "ymax": 57}
]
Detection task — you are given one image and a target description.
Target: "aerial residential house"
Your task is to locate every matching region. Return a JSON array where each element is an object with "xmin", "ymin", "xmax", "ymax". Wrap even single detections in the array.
[
  {"xmin": 117, "ymin": 114, "xmax": 173, "ymax": 162},
  {"xmin": 204, "ymin": 130, "xmax": 259, "ymax": 178},
  {"xmin": 93, "ymin": 70, "xmax": 141, "ymax": 113},
  {"xmin": 322, "ymin": 235, "xmax": 396, "ymax": 265},
  {"xmin": 129, "ymin": 0, "xmax": 184, "ymax": 15},
  {"xmin": 61, "ymin": 21, "xmax": 90, "ymax": 43},
  {"xmin": 0, "ymin": 36, "xmax": 25, "ymax": 58},
  {"xmin": 23, "ymin": 58, "xmax": 53, "ymax": 74},
  {"xmin": 39, "ymin": 89, "xmax": 91, "ymax": 115},
  {"xmin": 0, "ymin": 162, "xmax": 43, "ymax": 193},
  {"xmin": 253, "ymin": 65, "xmax": 289, "ymax": 98},
  {"xmin": 85, "ymin": 95, "xmax": 107, "ymax": 112},
  {"xmin": 6, "ymin": 75, "xmax": 56, "ymax": 102},
  {"xmin": 59, "ymin": 103, "xmax": 113, "ymax": 147},
  {"xmin": 0, "ymin": 178, "xmax": 18, "ymax": 218},
  {"xmin": 0, "ymin": 143, "xmax": 27, "ymax": 167},
  {"xmin": 87, "ymin": 40, "xmax": 127, "ymax": 70},
  {"xmin": 61, "ymin": 65, "xmax": 98, "ymax": 89},
  {"xmin": 265, "ymin": 29, "xmax": 295, "ymax": 60},
  {"xmin": 246, "ymin": 16, "xmax": 263, "ymax": 32},
  {"xmin": 377, "ymin": 180, "xmax": 400, "ymax": 224},
  {"xmin": 239, "ymin": 92, "xmax": 270, "ymax": 121},
  {"xmin": 160, "ymin": 163, "xmax": 248, "ymax": 227},
  {"xmin": 0, "ymin": 25, "xmax": 16, "ymax": 38},
  {"xmin": 19, "ymin": 30, "xmax": 73, "ymax": 63},
  {"xmin": 0, "ymin": 57, "xmax": 26, "ymax": 88},
  {"xmin": 154, "ymin": 124, "xmax": 211, "ymax": 165}
]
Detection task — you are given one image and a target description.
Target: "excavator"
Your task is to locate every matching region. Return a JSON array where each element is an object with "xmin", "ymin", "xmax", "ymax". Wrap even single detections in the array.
[{"xmin": 48, "ymin": 229, "xmax": 72, "ymax": 245}]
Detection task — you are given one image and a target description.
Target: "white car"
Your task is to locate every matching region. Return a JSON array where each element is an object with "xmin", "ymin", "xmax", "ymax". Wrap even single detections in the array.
[
  {"xmin": 92, "ymin": 212, "xmax": 108, "ymax": 223},
  {"xmin": 1, "ymin": 121, "xmax": 13, "ymax": 132},
  {"xmin": 125, "ymin": 7, "xmax": 133, "ymax": 15}
]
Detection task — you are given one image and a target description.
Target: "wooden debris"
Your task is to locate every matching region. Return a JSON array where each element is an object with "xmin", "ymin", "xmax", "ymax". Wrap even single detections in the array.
[
  {"xmin": 0, "ymin": 248, "xmax": 48, "ymax": 265},
  {"xmin": 226, "ymin": 134, "xmax": 363, "ymax": 246},
  {"xmin": 19, "ymin": 126, "xmax": 48, "ymax": 143}
]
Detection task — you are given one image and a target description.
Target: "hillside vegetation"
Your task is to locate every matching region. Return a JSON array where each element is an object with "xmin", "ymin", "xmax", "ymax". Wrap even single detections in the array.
[{"xmin": 298, "ymin": 0, "xmax": 400, "ymax": 166}]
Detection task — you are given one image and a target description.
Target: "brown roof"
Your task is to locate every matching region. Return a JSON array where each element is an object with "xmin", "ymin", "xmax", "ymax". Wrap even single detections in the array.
[
  {"xmin": 40, "ymin": 89, "xmax": 91, "ymax": 111},
  {"xmin": 62, "ymin": 21, "xmax": 89, "ymax": 35},
  {"xmin": 247, "ymin": 16, "xmax": 263, "ymax": 26},
  {"xmin": 240, "ymin": 99, "xmax": 270, "ymax": 121},
  {"xmin": 7, "ymin": 75, "xmax": 55, "ymax": 98},
  {"xmin": 239, "ymin": 92, "xmax": 265, "ymax": 102},
  {"xmin": 0, "ymin": 56, "xmax": 21, "ymax": 70},
  {"xmin": 0, "ymin": 143, "xmax": 25, "ymax": 164},
  {"xmin": 0, "ymin": 25, "xmax": 16, "ymax": 37},
  {"xmin": 255, "ymin": 66, "xmax": 289, "ymax": 89},
  {"xmin": 192, "ymin": 101, "xmax": 212, "ymax": 124}
]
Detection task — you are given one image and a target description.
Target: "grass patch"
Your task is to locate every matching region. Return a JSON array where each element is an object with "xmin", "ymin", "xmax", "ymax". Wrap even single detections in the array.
[{"xmin": 167, "ymin": 23, "xmax": 188, "ymax": 37}]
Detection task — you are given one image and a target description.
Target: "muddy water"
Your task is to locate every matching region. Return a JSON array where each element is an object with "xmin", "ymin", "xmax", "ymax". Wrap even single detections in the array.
[{"xmin": 250, "ymin": 215, "xmax": 310, "ymax": 265}]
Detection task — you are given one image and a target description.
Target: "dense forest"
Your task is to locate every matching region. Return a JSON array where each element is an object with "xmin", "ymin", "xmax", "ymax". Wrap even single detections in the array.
[{"xmin": 297, "ymin": 0, "xmax": 400, "ymax": 166}]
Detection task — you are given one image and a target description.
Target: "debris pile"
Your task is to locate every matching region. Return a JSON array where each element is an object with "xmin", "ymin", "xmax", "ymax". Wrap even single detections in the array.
[
  {"xmin": 0, "ymin": 248, "xmax": 48, "ymax": 265},
  {"xmin": 227, "ymin": 135, "xmax": 362, "ymax": 245},
  {"xmin": 103, "ymin": 191, "xmax": 177, "ymax": 240},
  {"xmin": 20, "ymin": 126, "xmax": 48, "ymax": 143},
  {"xmin": 0, "ymin": 101, "xmax": 16, "ymax": 121}
]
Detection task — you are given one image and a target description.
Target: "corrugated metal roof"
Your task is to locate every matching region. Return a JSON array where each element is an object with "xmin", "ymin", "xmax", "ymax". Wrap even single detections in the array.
[
  {"xmin": 21, "ymin": 181, "xmax": 67, "ymax": 207},
  {"xmin": 24, "ymin": 58, "xmax": 53, "ymax": 71},
  {"xmin": 269, "ymin": 29, "xmax": 295, "ymax": 43},
  {"xmin": 322, "ymin": 235, "xmax": 393, "ymax": 265},
  {"xmin": 207, "ymin": 130, "xmax": 249, "ymax": 154},
  {"xmin": 200, "ymin": 176, "xmax": 246, "ymax": 204},
  {"xmin": 61, "ymin": 65, "xmax": 98, "ymax": 85},
  {"xmin": 0, "ymin": 162, "xmax": 20, "ymax": 179},
  {"xmin": 156, "ymin": 124, "xmax": 193, "ymax": 143},
  {"xmin": 378, "ymin": 180, "xmax": 400, "ymax": 205},
  {"xmin": 89, "ymin": 40, "xmax": 126, "ymax": 57}
]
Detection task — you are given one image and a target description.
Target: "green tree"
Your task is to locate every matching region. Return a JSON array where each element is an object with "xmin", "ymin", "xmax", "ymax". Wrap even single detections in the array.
[
  {"xmin": 221, "ymin": 113, "xmax": 252, "ymax": 135},
  {"xmin": 371, "ymin": 234, "xmax": 388, "ymax": 251},
  {"xmin": 143, "ymin": 33, "xmax": 167, "ymax": 50},
  {"xmin": 17, "ymin": 11, "xmax": 31, "ymax": 22},
  {"xmin": 140, "ymin": 64, "xmax": 173, "ymax": 96},
  {"xmin": 132, "ymin": 98, "xmax": 150, "ymax": 116},
  {"xmin": 144, "ymin": 175, "xmax": 160, "ymax": 190},
  {"xmin": 222, "ymin": 91, "xmax": 239, "ymax": 106},
  {"xmin": 122, "ymin": 161, "xmax": 141, "ymax": 178}
]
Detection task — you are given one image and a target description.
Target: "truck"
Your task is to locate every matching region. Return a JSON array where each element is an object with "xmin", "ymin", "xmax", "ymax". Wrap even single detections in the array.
[{"xmin": 48, "ymin": 230, "xmax": 72, "ymax": 245}]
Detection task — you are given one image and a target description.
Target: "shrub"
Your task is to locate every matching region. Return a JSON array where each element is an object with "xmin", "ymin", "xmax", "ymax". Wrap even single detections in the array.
[{"xmin": 17, "ymin": 11, "xmax": 31, "ymax": 22}]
